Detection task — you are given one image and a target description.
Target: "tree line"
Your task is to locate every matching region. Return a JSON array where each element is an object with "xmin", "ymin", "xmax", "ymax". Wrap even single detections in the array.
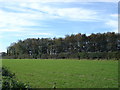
[{"xmin": 2, "ymin": 32, "xmax": 120, "ymax": 60}]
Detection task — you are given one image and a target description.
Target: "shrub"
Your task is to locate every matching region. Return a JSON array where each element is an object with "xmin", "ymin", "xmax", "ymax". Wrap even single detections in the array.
[
  {"xmin": 2, "ymin": 67, "xmax": 30, "ymax": 89},
  {"xmin": 78, "ymin": 52, "xmax": 88, "ymax": 59},
  {"xmin": 2, "ymin": 67, "xmax": 15, "ymax": 78},
  {"xmin": 41, "ymin": 54, "xmax": 49, "ymax": 59},
  {"xmin": 58, "ymin": 53, "xmax": 68, "ymax": 59},
  {"xmin": 78, "ymin": 52, "xmax": 120, "ymax": 60}
]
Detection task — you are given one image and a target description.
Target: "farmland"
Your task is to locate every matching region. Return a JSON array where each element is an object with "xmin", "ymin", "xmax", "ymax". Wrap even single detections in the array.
[{"xmin": 2, "ymin": 59, "xmax": 118, "ymax": 88}]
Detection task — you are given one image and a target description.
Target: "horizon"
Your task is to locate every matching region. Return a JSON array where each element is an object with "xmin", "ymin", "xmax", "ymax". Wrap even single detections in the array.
[{"xmin": 0, "ymin": 1, "xmax": 118, "ymax": 52}]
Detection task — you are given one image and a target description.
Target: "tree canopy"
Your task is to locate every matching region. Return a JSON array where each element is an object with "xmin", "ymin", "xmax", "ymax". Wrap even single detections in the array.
[{"xmin": 3, "ymin": 32, "xmax": 120, "ymax": 60}]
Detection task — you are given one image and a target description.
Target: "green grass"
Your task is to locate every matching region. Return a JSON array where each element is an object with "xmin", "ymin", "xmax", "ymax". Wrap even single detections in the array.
[{"xmin": 2, "ymin": 59, "xmax": 118, "ymax": 88}]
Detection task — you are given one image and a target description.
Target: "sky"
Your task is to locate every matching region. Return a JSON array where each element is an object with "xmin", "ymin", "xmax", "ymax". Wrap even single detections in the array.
[{"xmin": 0, "ymin": 0, "xmax": 118, "ymax": 52}]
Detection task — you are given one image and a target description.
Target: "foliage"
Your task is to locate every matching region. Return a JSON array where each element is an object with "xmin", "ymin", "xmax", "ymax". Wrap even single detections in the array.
[
  {"xmin": 2, "ymin": 67, "xmax": 15, "ymax": 78},
  {"xmin": 2, "ymin": 67, "xmax": 30, "ymax": 89},
  {"xmin": 78, "ymin": 52, "xmax": 120, "ymax": 60},
  {"xmin": 2, "ymin": 32, "xmax": 120, "ymax": 59}
]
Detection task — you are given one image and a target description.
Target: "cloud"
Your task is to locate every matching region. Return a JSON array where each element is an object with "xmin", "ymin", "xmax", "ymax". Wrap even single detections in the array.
[
  {"xmin": 44, "ymin": 7, "xmax": 98, "ymax": 21},
  {"xmin": 110, "ymin": 14, "xmax": 118, "ymax": 18},
  {"xmin": 0, "ymin": 2, "xmax": 118, "ymax": 34},
  {"xmin": 15, "ymin": 32, "xmax": 52, "ymax": 36},
  {"xmin": 0, "ymin": 35, "xmax": 3, "ymax": 38},
  {"xmin": 0, "ymin": 4, "xmax": 48, "ymax": 32},
  {"xmin": 106, "ymin": 20, "xmax": 118, "ymax": 28},
  {"xmin": 19, "ymin": 2, "xmax": 99, "ymax": 22},
  {"xmin": 105, "ymin": 14, "xmax": 118, "ymax": 33},
  {"xmin": 1, "ymin": 0, "xmax": 119, "ymax": 2},
  {"xmin": 0, "ymin": 2, "xmax": 100, "ymax": 33},
  {"xmin": 0, "ymin": 10, "xmax": 38, "ymax": 28},
  {"xmin": 0, "ymin": 28, "xmax": 29, "ymax": 32}
]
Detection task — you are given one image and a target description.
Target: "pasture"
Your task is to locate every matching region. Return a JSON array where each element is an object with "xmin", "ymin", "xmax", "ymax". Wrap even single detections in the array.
[{"xmin": 2, "ymin": 59, "xmax": 118, "ymax": 88}]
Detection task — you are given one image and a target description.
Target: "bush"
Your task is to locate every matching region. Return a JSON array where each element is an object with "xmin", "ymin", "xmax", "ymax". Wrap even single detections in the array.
[
  {"xmin": 49, "ymin": 54, "xmax": 57, "ymax": 59},
  {"xmin": 107, "ymin": 52, "xmax": 120, "ymax": 60},
  {"xmin": 78, "ymin": 52, "xmax": 120, "ymax": 60},
  {"xmin": 41, "ymin": 54, "xmax": 49, "ymax": 59},
  {"xmin": 2, "ymin": 67, "xmax": 30, "ymax": 89},
  {"xmin": 116, "ymin": 51, "xmax": 120, "ymax": 60},
  {"xmin": 78, "ymin": 52, "xmax": 88, "ymax": 59},
  {"xmin": 2, "ymin": 67, "xmax": 15, "ymax": 78},
  {"xmin": 58, "ymin": 53, "xmax": 68, "ymax": 59},
  {"xmin": 87, "ymin": 52, "xmax": 106, "ymax": 59}
]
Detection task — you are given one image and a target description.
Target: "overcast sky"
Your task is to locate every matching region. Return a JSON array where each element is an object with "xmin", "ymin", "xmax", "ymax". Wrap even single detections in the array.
[{"xmin": 0, "ymin": 0, "xmax": 118, "ymax": 52}]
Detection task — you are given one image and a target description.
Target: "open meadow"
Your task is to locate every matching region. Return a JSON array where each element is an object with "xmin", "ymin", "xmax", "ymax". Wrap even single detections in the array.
[{"xmin": 2, "ymin": 59, "xmax": 118, "ymax": 88}]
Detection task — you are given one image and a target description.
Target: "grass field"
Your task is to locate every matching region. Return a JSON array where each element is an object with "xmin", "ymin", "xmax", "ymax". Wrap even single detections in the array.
[{"xmin": 2, "ymin": 59, "xmax": 118, "ymax": 88}]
